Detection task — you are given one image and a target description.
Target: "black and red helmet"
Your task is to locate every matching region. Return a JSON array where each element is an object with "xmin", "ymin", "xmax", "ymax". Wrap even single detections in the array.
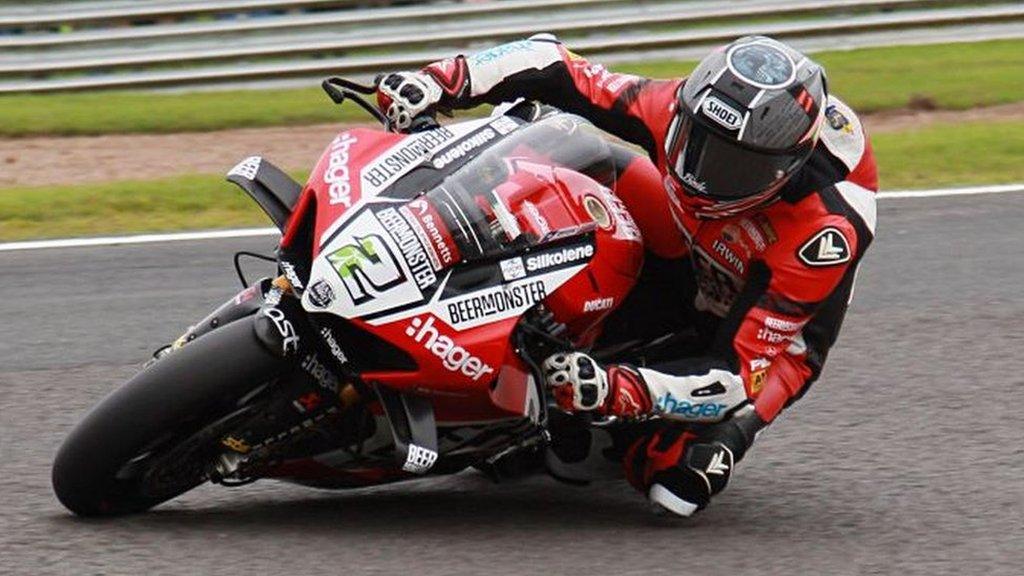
[{"xmin": 665, "ymin": 36, "xmax": 827, "ymax": 218}]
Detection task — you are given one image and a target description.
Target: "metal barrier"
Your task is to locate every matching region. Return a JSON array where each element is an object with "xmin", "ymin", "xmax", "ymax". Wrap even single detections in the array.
[
  {"xmin": 0, "ymin": 0, "xmax": 359, "ymax": 27},
  {"xmin": 0, "ymin": 0, "xmax": 1020, "ymax": 93}
]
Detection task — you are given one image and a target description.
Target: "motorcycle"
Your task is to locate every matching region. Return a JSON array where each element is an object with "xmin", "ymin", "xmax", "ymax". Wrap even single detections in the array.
[{"xmin": 52, "ymin": 78, "xmax": 646, "ymax": 516}]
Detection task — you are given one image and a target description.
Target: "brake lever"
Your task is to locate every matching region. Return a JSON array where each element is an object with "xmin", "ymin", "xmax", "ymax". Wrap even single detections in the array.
[
  {"xmin": 322, "ymin": 76, "xmax": 390, "ymax": 130},
  {"xmin": 328, "ymin": 76, "xmax": 377, "ymax": 94}
]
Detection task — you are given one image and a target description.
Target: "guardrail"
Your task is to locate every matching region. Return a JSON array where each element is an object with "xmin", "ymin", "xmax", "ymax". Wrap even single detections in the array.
[
  {"xmin": 0, "ymin": 0, "xmax": 1020, "ymax": 93},
  {"xmin": 0, "ymin": 0, "xmax": 621, "ymax": 49},
  {"xmin": 0, "ymin": 0, "xmax": 358, "ymax": 28}
]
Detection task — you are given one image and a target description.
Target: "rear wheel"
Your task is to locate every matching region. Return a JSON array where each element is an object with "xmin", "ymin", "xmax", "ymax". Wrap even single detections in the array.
[{"xmin": 52, "ymin": 319, "xmax": 288, "ymax": 516}]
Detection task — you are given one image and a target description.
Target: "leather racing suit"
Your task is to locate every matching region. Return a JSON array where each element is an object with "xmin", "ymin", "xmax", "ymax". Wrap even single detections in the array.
[{"xmin": 413, "ymin": 35, "xmax": 879, "ymax": 511}]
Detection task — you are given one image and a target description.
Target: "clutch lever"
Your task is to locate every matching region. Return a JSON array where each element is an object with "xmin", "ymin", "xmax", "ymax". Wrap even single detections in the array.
[{"xmin": 321, "ymin": 76, "xmax": 391, "ymax": 130}]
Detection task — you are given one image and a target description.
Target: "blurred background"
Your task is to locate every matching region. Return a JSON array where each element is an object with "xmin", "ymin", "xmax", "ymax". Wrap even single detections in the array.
[
  {"xmin": 2, "ymin": 3, "xmax": 1022, "ymax": 575},
  {"xmin": 0, "ymin": 0, "xmax": 1021, "ymax": 240}
]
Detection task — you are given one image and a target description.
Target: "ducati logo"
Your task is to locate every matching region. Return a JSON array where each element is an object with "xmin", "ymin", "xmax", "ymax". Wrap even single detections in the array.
[{"xmin": 798, "ymin": 227, "xmax": 851, "ymax": 267}]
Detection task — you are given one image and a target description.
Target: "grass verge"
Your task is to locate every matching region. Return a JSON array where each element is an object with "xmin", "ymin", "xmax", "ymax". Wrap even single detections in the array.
[
  {"xmin": 0, "ymin": 174, "xmax": 267, "ymax": 241},
  {"xmin": 2, "ymin": 120, "xmax": 1021, "ymax": 242},
  {"xmin": 1, "ymin": 39, "xmax": 1022, "ymax": 137},
  {"xmin": 872, "ymin": 119, "xmax": 1024, "ymax": 190}
]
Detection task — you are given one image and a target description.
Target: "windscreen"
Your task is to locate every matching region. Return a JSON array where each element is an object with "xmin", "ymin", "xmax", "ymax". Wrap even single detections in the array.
[{"xmin": 419, "ymin": 114, "xmax": 614, "ymax": 261}]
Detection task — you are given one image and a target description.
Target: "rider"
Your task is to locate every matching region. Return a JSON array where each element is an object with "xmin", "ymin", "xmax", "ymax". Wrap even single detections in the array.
[{"xmin": 375, "ymin": 34, "xmax": 878, "ymax": 517}]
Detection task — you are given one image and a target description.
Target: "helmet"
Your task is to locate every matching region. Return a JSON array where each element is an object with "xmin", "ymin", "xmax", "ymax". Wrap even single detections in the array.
[{"xmin": 665, "ymin": 36, "xmax": 827, "ymax": 218}]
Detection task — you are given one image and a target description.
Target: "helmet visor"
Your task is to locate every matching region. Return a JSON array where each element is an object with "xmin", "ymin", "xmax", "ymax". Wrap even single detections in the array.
[{"xmin": 669, "ymin": 114, "xmax": 806, "ymax": 200}]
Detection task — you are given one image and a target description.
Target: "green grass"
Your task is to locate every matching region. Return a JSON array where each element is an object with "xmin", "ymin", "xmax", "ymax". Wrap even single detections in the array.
[
  {"xmin": 873, "ymin": 120, "xmax": 1024, "ymax": 190},
  {"xmin": 0, "ymin": 174, "xmax": 267, "ymax": 240},
  {"xmin": 0, "ymin": 89, "xmax": 365, "ymax": 137},
  {"xmin": 2, "ymin": 39, "xmax": 1022, "ymax": 137},
  {"xmin": 624, "ymin": 39, "xmax": 1024, "ymax": 113},
  {"xmin": 2, "ymin": 120, "xmax": 1021, "ymax": 241}
]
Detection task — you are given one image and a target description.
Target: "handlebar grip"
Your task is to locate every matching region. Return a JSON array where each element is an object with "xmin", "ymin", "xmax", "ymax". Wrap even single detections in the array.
[{"xmin": 407, "ymin": 114, "xmax": 441, "ymax": 134}]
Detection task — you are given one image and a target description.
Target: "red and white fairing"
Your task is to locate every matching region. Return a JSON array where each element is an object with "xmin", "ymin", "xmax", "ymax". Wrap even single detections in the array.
[{"xmin": 285, "ymin": 114, "xmax": 643, "ymax": 425}]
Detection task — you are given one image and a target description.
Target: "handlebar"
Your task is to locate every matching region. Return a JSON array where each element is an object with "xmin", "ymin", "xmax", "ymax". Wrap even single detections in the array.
[{"xmin": 321, "ymin": 76, "xmax": 439, "ymax": 134}]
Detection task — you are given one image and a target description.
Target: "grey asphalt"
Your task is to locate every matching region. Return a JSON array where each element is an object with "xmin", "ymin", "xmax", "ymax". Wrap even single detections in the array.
[{"xmin": 2, "ymin": 193, "xmax": 1022, "ymax": 575}]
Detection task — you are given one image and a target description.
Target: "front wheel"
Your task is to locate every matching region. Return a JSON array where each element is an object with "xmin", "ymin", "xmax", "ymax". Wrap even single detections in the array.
[{"xmin": 52, "ymin": 319, "xmax": 287, "ymax": 516}]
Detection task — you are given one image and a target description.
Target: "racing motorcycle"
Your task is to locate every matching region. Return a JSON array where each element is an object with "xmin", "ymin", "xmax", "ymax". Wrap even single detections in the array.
[{"xmin": 52, "ymin": 78, "xmax": 646, "ymax": 516}]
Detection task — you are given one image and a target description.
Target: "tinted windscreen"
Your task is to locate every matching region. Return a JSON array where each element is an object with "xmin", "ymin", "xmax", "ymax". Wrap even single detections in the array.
[{"xmin": 420, "ymin": 114, "xmax": 613, "ymax": 260}]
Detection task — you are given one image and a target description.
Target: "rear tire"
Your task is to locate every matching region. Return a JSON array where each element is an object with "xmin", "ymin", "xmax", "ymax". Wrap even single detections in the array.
[{"xmin": 52, "ymin": 319, "xmax": 287, "ymax": 516}]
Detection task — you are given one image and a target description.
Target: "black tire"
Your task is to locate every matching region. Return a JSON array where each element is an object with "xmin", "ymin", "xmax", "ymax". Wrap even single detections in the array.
[{"xmin": 52, "ymin": 318, "xmax": 287, "ymax": 516}]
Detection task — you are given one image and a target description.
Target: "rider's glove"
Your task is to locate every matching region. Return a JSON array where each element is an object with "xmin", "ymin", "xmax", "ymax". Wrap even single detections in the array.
[
  {"xmin": 375, "ymin": 71, "xmax": 444, "ymax": 132},
  {"xmin": 542, "ymin": 352, "xmax": 653, "ymax": 417}
]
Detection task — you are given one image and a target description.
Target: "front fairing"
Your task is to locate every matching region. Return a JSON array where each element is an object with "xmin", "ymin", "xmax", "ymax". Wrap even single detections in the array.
[{"xmin": 295, "ymin": 113, "xmax": 641, "ymax": 421}]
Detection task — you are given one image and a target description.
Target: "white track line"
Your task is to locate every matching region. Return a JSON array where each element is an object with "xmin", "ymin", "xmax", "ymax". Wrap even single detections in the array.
[
  {"xmin": 1, "ymin": 183, "xmax": 1022, "ymax": 252},
  {"xmin": 0, "ymin": 227, "xmax": 278, "ymax": 252},
  {"xmin": 877, "ymin": 183, "xmax": 1024, "ymax": 199}
]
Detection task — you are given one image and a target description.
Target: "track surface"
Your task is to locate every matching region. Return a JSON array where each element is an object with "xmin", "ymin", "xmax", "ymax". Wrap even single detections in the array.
[{"xmin": 2, "ymin": 194, "xmax": 1022, "ymax": 575}]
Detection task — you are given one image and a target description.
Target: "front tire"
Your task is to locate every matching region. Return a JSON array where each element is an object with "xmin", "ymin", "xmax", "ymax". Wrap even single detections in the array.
[{"xmin": 52, "ymin": 319, "xmax": 286, "ymax": 516}]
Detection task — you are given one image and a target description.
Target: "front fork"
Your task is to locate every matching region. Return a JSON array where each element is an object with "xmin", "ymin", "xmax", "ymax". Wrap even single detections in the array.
[{"xmin": 162, "ymin": 275, "xmax": 366, "ymax": 473}]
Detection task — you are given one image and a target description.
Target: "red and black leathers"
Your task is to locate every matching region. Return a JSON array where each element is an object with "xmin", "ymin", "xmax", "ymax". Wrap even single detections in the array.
[{"xmin": 417, "ymin": 35, "xmax": 879, "ymax": 505}]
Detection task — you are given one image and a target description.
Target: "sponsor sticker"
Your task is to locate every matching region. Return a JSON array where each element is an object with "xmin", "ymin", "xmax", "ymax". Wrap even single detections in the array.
[
  {"xmin": 525, "ymin": 244, "xmax": 595, "ymax": 273},
  {"xmin": 432, "ymin": 128, "xmax": 497, "ymax": 169},
  {"xmin": 726, "ymin": 41, "xmax": 796, "ymax": 89},
  {"xmin": 499, "ymin": 257, "xmax": 527, "ymax": 281},
  {"xmin": 702, "ymin": 96, "xmax": 744, "ymax": 131},
  {"xmin": 280, "ymin": 261, "xmax": 304, "ymax": 290},
  {"xmin": 404, "ymin": 316, "xmax": 495, "ymax": 381},
  {"xmin": 712, "ymin": 239, "xmax": 745, "ymax": 275},
  {"xmin": 361, "ymin": 127, "xmax": 456, "ymax": 192},
  {"xmin": 739, "ymin": 218, "xmax": 768, "ymax": 251},
  {"xmin": 319, "ymin": 326, "xmax": 348, "ymax": 365},
  {"xmin": 721, "ymin": 224, "xmax": 752, "ymax": 257},
  {"xmin": 655, "ymin": 392, "xmax": 727, "ymax": 419},
  {"xmin": 764, "ymin": 315, "xmax": 804, "ymax": 332},
  {"xmin": 826, "ymin": 104, "xmax": 853, "ymax": 134},
  {"xmin": 444, "ymin": 280, "xmax": 547, "ymax": 326},
  {"xmin": 403, "ymin": 443, "xmax": 439, "ymax": 474},
  {"xmin": 749, "ymin": 369, "xmax": 768, "ymax": 395},
  {"xmin": 377, "ymin": 207, "xmax": 437, "ymax": 290},
  {"xmin": 798, "ymin": 227, "xmax": 851, "ymax": 267},
  {"xmin": 264, "ymin": 286, "xmax": 283, "ymax": 306},
  {"xmin": 261, "ymin": 306, "xmax": 300, "ymax": 355},
  {"xmin": 522, "ymin": 201, "xmax": 551, "ymax": 236},
  {"xmin": 327, "ymin": 233, "xmax": 407, "ymax": 305},
  {"xmin": 301, "ymin": 352, "xmax": 340, "ymax": 394},
  {"xmin": 583, "ymin": 297, "xmax": 615, "ymax": 313},
  {"xmin": 325, "ymin": 133, "xmax": 358, "ymax": 207},
  {"xmin": 491, "ymin": 116, "xmax": 519, "ymax": 135},
  {"xmin": 597, "ymin": 188, "xmax": 641, "ymax": 240},
  {"xmin": 402, "ymin": 199, "xmax": 460, "ymax": 270},
  {"xmin": 752, "ymin": 213, "xmax": 778, "ymax": 245},
  {"xmin": 307, "ymin": 279, "xmax": 335, "ymax": 309},
  {"xmin": 228, "ymin": 156, "xmax": 261, "ymax": 180},
  {"xmin": 470, "ymin": 40, "xmax": 534, "ymax": 65},
  {"xmin": 757, "ymin": 326, "xmax": 791, "ymax": 344}
]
